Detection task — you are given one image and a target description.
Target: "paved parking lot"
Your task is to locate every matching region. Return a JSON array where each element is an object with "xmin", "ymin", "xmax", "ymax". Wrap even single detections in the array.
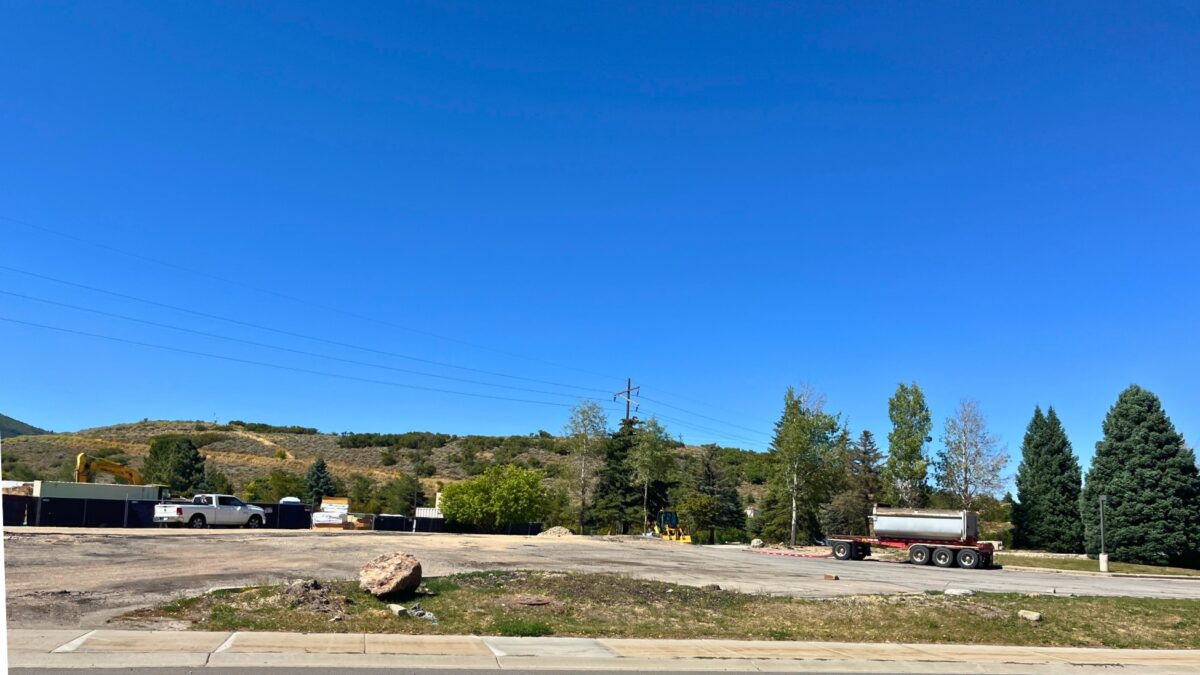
[{"xmin": 5, "ymin": 527, "xmax": 1199, "ymax": 628}]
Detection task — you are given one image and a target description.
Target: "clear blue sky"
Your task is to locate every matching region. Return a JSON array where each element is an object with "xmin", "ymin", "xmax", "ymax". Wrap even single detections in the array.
[{"xmin": 2, "ymin": 3, "xmax": 1197, "ymax": 474}]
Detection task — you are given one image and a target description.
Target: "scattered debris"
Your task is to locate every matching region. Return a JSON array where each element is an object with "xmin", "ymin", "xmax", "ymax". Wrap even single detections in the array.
[
  {"xmin": 1018, "ymin": 610, "xmax": 1042, "ymax": 622},
  {"xmin": 328, "ymin": 614, "xmax": 343, "ymax": 622},
  {"xmin": 406, "ymin": 602, "xmax": 438, "ymax": 625},
  {"xmin": 359, "ymin": 552, "xmax": 423, "ymax": 598},
  {"xmin": 702, "ymin": 584, "xmax": 722, "ymax": 591},
  {"xmin": 387, "ymin": 603, "xmax": 406, "ymax": 616},
  {"xmin": 749, "ymin": 539, "xmax": 764, "ymax": 549},
  {"xmin": 537, "ymin": 526, "xmax": 574, "ymax": 538},
  {"xmin": 824, "ymin": 574, "xmax": 839, "ymax": 581},
  {"xmin": 944, "ymin": 588, "xmax": 975, "ymax": 596}
]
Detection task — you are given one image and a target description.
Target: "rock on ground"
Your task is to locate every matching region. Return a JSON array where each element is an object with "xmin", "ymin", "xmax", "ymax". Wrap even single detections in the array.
[
  {"xmin": 359, "ymin": 552, "xmax": 422, "ymax": 597},
  {"xmin": 749, "ymin": 539, "xmax": 764, "ymax": 549},
  {"xmin": 944, "ymin": 588, "xmax": 975, "ymax": 596},
  {"xmin": 1018, "ymin": 610, "xmax": 1042, "ymax": 622}
]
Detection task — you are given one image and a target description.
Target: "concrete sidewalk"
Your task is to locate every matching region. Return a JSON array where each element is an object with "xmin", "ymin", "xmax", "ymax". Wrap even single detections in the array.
[{"xmin": 8, "ymin": 629, "xmax": 1200, "ymax": 673}]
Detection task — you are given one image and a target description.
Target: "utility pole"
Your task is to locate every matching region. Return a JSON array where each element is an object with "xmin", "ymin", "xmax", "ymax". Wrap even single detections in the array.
[{"xmin": 613, "ymin": 378, "xmax": 640, "ymax": 424}]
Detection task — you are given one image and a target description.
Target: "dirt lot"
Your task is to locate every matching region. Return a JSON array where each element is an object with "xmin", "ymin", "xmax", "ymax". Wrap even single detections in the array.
[{"xmin": 5, "ymin": 527, "xmax": 1200, "ymax": 629}]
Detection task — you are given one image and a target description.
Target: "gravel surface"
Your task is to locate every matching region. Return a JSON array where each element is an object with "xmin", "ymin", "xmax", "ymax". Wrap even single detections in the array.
[{"xmin": 5, "ymin": 527, "xmax": 1199, "ymax": 629}]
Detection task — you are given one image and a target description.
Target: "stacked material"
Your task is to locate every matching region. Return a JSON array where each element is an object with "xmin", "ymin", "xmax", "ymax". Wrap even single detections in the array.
[
  {"xmin": 537, "ymin": 526, "xmax": 574, "ymax": 538},
  {"xmin": 312, "ymin": 496, "xmax": 351, "ymax": 529}
]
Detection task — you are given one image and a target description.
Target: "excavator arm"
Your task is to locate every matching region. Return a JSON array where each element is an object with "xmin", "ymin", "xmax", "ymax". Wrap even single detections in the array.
[{"xmin": 74, "ymin": 453, "xmax": 144, "ymax": 485}]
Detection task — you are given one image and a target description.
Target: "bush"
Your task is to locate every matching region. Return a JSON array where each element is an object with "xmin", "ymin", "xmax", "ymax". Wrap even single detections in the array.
[
  {"xmin": 337, "ymin": 432, "xmax": 452, "ymax": 450},
  {"xmin": 229, "ymin": 420, "xmax": 319, "ymax": 435},
  {"xmin": 380, "ymin": 449, "xmax": 397, "ymax": 466},
  {"xmin": 440, "ymin": 465, "xmax": 550, "ymax": 529}
]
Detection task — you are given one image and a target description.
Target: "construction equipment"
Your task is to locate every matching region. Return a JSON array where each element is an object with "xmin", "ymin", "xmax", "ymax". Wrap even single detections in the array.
[
  {"xmin": 74, "ymin": 453, "xmax": 144, "ymax": 485},
  {"xmin": 654, "ymin": 510, "xmax": 692, "ymax": 543}
]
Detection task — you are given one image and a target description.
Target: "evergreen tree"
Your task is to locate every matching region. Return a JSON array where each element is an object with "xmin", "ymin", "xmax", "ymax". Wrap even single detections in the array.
[
  {"xmin": 142, "ymin": 436, "xmax": 206, "ymax": 496},
  {"xmin": 820, "ymin": 430, "xmax": 882, "ymax": 536},
  {"xmin": 590, "ymin": 419, "xmax": 642, "ymax": 533},
  {"xmin": 199, "ymin": 466, "xmax": 233, "ymax": 496},
  {"xmin": 1081, "ymin": 386, "xmax": 1200, "ymax": 567},
  {"xmin": 882, "ymin": 382, "xmax": 932, "ymax": 507},
  {"xmin": 1013, "ymin": 407, "xmax": 1083, "ymax": 552},
  {"xmin": 305, "ymin": 457, "xmax": 336, "ymax": 507},
  {"xmin": 679, "ymin": 444, "xmax": 744, "ymax": 544}
]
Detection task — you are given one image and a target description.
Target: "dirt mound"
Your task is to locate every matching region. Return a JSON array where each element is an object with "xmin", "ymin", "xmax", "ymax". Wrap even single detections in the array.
[
  {"xmin": 282, "ymin": 579, "xmax": 343, "ymax": 614},
  {"xmin": 537, "ymin": 526, "xmax": 574, "ymax": 538}
]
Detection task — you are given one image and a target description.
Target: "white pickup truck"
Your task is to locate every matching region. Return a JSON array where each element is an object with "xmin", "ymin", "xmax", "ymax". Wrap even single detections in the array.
[{"xmin": 154, "ymin": 494, "xmax": 266, "ymax": 529}]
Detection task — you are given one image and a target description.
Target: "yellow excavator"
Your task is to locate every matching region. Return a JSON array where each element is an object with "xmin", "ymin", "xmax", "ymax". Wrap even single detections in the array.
[
  {"xmin": 654, "ymin": 510, "xmax": 691, "ymax": 543},
  {"xmin": 74, "ymin": 453, "xmax": 144, "ymax": 485}
]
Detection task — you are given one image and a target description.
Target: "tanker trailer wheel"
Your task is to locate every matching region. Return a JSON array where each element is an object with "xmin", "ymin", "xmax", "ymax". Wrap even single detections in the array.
[
  {"xmin": 932, "ymin": 547, "xmax": 955, "ymax": 568},
  {"xmin": 832, "ymin": 541, "xmax": 852, "ymax": 560},
  {"xmin": 908, "ymin": 545, "xmax": 931, "ymax": 565},
  {"xmin": 956, "ymin": 548, "xmax": 980, "ymax": 569}
]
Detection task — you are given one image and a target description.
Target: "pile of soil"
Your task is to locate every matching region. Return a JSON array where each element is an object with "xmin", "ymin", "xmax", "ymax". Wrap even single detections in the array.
[
  {"xmin": 537, "ymin": 526, "xmax": 574, "ymax": 538},
  {"xmin": 281, "ymin": 579, "xmax": 344, "ymax": 614}
]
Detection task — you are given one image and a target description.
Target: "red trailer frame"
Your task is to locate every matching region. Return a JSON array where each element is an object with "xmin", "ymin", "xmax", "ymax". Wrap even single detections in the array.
[{"xmin": 826, "ymin": 535, "xmax": 994, "ymax": 569}]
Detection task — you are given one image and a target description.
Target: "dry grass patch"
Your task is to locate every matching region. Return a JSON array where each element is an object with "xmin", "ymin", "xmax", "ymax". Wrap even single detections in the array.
[{"xmin": 118, "ymin": 571, "xmax": 1200, "ymax": 649}]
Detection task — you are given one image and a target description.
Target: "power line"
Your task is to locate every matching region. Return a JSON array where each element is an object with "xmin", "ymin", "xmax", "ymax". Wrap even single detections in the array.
[
  {"xmin": 0, "ymin": 315, "xmax": 613, "ymax": 409},
  {"xmin": 637, "ymin": 408, "xmax": 768, "ymax": 448},
  {"xmin": 1, "ymin": 214, "xmax": 625, "ymax": 381},
  {"xmin": 0, "ymin": 264, "xmax": 613, "ymax": 395},
  {"xmin": 0, "ymin": 289, "xmax": 603, "ymax": 401},
  {"xmin": 639, "ymin": 394, "xmax": 771, "ymax": 438}
]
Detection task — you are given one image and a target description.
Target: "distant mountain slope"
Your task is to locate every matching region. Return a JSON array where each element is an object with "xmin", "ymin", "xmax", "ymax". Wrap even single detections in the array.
[{"xmin": 1, "ymin": 414, "xmax": 49, "ymax": 438}]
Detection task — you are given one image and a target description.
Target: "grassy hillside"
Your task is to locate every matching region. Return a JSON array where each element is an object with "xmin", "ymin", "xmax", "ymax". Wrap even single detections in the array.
[
  {"xmin": 0, "ymin": 413, "xmax": 49, "ymax": 438},
  {"xmin": 0, "ymin": 419, "xmax": 768, "ymax": 512}
]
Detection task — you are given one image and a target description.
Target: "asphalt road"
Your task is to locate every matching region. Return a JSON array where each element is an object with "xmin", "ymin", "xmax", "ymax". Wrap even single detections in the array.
[{"xmin": 5, "ymin": 527, "xmax": 1199, "ymax": 628}]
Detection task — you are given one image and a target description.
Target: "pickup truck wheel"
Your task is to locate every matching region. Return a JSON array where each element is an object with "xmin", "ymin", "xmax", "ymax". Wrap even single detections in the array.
[
  {"xmin": 832, "ymin": 541, "xmax": 852, "ymax": 560},
  {"xmin": 188, "ymin": 514, "xmax": 207, "ymax": 529},
  {"xmin": 909, "ymin": 545, "xmax": 930, "ymax": 565},
  {"xmin": 956, "ymin": 548, "xmax": 980, "ymax": 569},
  {"xmin": 246, "ymin": 515, "xmax": 262, "ymax": 529},
  {"xmin": 933, "ymin": 547, "xmax": 955, "ymax": 568}
]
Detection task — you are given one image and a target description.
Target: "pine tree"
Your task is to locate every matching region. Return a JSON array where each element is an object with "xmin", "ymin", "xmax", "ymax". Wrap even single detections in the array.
[
  {"xmin": 1081, "ymin": 386, "xmax": 1200, "ymax": 567},
  {"xmin": 882, "ymin": 382, "xmax": 932, "ymax": 507},
  {"xmin": 590, "ymin": 418, "xmax": 642, "ymax": 533},
  {"xmin": 820, "ymin": 430, "xmax": 883, "ymax": 536},
  {"xmin": 305, "ymin": 457, "xmax": 336, "ymax": 507},
  {"xmin": 142, "ymin": 436, "xmax": 207, "ymax": 496},
  {"xmin": 679, "ymin": 444, "xmax": 744, "ymax": 544},
  {"xmin": 1013, "ymin": 406, "xmax": 1083, "ymax": 552}
]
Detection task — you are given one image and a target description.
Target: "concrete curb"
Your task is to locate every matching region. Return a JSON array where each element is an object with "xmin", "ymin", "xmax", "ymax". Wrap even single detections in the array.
[
  {"xmin": 9, "ymin": 630, "xmax": 1200, "ymax": 673},
  {"xmin": 999, "ymin": 564, "xmax": 1200, "ymax": 580}
]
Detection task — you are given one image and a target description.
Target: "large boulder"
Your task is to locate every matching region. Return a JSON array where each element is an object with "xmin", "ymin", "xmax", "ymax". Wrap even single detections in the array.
[{"xmin": 359, "ymin": 552, "xmax": 422, "ymax": 597}]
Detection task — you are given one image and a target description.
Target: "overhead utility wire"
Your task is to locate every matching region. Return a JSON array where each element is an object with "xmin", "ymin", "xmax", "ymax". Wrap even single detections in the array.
[
  {"xmin": 637, "ymin": 408, "xmax": 767, "ymax": 448},
  {"xmin": 0, "ymin": 265, "xmax": 612, "ymax": 395},
  {"xmin": 639, "ymin": 384, "xmax": 775, "ymax": 429},
  {"xmin": 0, "ymin": 315, "xmax": 600, "ymax": 409},
  {"xmin": 0, "ymin": 289, "xmax": 598, "ymax": 401},
  {"xmin": 1, "ymin": 215, "xmax": 624, "ymax": 382},
  {"xmin": 637, "ymin": 394, "xmax": 771, "ymax": 439}
]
